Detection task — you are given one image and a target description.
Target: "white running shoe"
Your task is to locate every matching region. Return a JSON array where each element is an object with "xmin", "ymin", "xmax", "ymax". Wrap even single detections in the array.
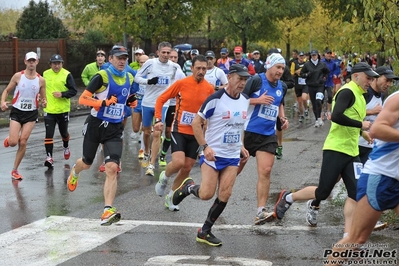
[
  {"xmin": 165, "ymin": 194, "xmax": 179, "ymax": 211},
  {"xmin": 145, "ymin": 163, "xmax": 155, "ymax": 176},
  {"xmin": 155, "ymin": 170, "xmax": 168, "ymax": 196}
]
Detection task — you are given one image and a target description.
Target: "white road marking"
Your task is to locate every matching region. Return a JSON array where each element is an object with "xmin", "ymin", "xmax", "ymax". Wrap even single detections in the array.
[
  {"xmin": 0, "ymin": 215, "xmax": 335, "ymax": 265},
  {"xmin": 145, "ymin": 255, "xmax": 273, "ymax": 265}
]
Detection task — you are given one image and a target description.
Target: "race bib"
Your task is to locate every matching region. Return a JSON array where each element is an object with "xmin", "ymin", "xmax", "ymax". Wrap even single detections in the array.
[
  {"xmin": 158, "ymin": 76, "xmax": 170, "ymax": 85},
  {"xmin": 222, "ymin": 131, "xmax": 241, "ymax": 146},
  {"xmin": 258, "ymin": 104, "xmax": 278, "ymax": 121},
  {"xmin": 180, "ymin": 111, "xmax": 195, "ymax": 125},
  {"xmin": 19, "ymin": 98, "xmax": 34, "ymax": 110},
  {"xmin": 353, "ymin": 162, "xmax": 363, "ymax": 180},
  {"xmin": 103, "ymin": 103, "xmax": 124, "ymax": 120},
  {"xmin": 298, "ymin": 78, "xmax": 306, "ymax": 85}
]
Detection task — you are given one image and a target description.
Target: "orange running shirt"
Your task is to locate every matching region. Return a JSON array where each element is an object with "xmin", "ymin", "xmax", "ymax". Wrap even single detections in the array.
[{"xmin": 155, "ymin": 75, "xmax": 214, "ymax": 135}]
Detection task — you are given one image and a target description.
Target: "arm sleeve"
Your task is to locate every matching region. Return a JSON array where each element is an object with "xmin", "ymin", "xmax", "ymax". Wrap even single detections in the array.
[
  {"xmin": 62, "ymin": 73, "xmax": 78, "ymax": 98},
  {"xmin": 134, "ymin": 61, "xmax": 151, "ymax": 84},
  {"xmin": 331, "ymin": 89, "xmax": 363, "ymax": 128},
  {"xmin": 242, "ymin": 75, "xmax": 261, "ymax": 97}
]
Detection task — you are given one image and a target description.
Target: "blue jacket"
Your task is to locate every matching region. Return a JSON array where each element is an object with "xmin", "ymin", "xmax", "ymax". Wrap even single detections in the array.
[{"xmin": 321, "ymin": 58, "xmax": 340, "ymax": 87}]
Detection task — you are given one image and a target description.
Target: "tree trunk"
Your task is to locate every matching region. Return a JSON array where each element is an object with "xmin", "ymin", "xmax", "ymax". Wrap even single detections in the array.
[{"xmin": 143, "ymin": 38, "xmax": 152, "ymax": 54}]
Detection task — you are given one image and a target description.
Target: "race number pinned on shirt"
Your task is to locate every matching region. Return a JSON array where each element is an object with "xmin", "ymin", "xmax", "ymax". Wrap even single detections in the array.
[
  {"xmin": 298, "ymin": 78, "xmax": 306, "ymax": 85},
  {"xmin": 353, "ymin": 162, "xmax": 363, "ymax": 179},
  {"xmin": 158, "ymin": 76, "xmax": 170, "ymax": 85},
  {"xmin": 19, "ymin": 98, "xmax": 34, "ymax": 110},
  {"xmin": 103, "ymin": 103, "xmax": 124, "ymax": 120},
  {"xmin": 222, "ymin": 131, "xmax": 241, "ymax": 146},
  {"xmin": 180, "ymin": 111, "xmax": 195, "ymax": 125},
  {"xmin": 258, "ymin": 104, "xmax": 278, "ymax": 121}
]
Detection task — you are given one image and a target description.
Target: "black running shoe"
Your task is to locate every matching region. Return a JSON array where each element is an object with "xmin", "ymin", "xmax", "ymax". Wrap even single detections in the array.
[
  {"xmin": 172, "ymin": 177, "xmax": 194, "ymax": 205},
  {"xmin": 196, "ymin": 229, "xmax": 222, "ymax": 247}
]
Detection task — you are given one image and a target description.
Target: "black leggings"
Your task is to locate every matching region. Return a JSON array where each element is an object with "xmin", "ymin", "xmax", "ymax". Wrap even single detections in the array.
[
  {"xmin": 314, "ymin": 150, "xmax": 359, "ymax": 205},
  {"xmin": 308, "ymin": 86, "xmax": 324, "ymax": 120},
  {"xmin": 44, "ymin": 113, "xmax": 70, "ymax": 156}
]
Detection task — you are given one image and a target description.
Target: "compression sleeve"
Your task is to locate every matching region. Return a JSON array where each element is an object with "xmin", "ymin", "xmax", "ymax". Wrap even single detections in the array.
[
  {"xmin": 331, "ymin": 89, "xmax": 362, "ymax": 128},
  {"xmin": 78, "ymin": 74, "xmax": 104, "ymax": 108}
]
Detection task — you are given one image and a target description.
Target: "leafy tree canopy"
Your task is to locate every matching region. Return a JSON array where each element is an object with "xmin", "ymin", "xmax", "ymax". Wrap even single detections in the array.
[{"xmin": 16, "ymin": 0, "xmax": 69, "ymax": 39}]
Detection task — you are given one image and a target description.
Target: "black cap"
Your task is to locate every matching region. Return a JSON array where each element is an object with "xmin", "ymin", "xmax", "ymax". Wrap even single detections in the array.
[
  {"xmin": 110, "ymin": 45, "xmax": 129, "ymax": 56},
  {"xmin": 375, "ymin": 66, "xmax": 399, "ymax": 80},
  {"xmin": 298, "ymin": 51, "xmax": 305, "ymax": 56},
  {"xmin": 229, "ymin": 64, "xmax": 250, "ymax": 77},
  {"xmin": 190, "ymin": 49, "xmax": 199, "ymax": 55},
  {"xmin": 205, "ymin": 50, "xmax": 215, "ymax": 58},
  {"xmin": 325, "ymin": 49, "xmax": 332, "ymax": 54},
  {"xmin": 351, "ymin": 62, "xmax": 379, "ymax": 77},
  {"xmin": 310, "ymin": 50, "xmax": 318, "ymax": 55},
  {"xmin": 267, "ymin": 48, "xmax": 279, "ymax": 55},
  {"xmin": 50, "ymin": 54, "xmax": 63, "ymax": 63}
]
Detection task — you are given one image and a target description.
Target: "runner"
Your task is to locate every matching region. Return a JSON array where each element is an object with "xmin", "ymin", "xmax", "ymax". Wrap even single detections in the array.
[{"xmin": 1, "ymin": 51, "xmax": 47, "ymax": 180}]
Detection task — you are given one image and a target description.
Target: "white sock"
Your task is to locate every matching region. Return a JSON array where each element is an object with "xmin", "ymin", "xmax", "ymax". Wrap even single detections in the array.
[
  {"xmin": 286, "ymin": 193, "xmax": 294, "ymax": 204},
  {"xmin": 257, "ymin": 207, "xmax": 265, "ymax": 214},
  {"xmin": 140, "ymin": 133, "xmax": 144, "ymax": 149},
  {"xmin": 168, "ymin": 190, "xmax": 173, "ymax": 198}
]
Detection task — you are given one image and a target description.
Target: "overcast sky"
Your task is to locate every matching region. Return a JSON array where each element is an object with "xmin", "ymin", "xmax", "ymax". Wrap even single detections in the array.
[{"xmin": 1, "ymin": 0, "xmax": 39, "ymax": 10}]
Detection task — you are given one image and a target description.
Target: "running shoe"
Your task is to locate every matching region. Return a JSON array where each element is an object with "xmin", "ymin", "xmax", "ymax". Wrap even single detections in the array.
[
  {"xmin": 145, "ymin": 163, "xmax": 155, "ymax": 176},
  {"xmin": 4, "ymin": 136, "xmax": 9, "ymax": 147},
  {"xmin": 67, "ymin": 164, "xmax": 80, "ymax": 192},
  {"xmin": 306, "ymin": 200, "xmax": 319, "ymax": 226},
  {"xmin": 158, "ymin": 155, "xmax": 167, "ymax": 167},
  {"xmin": 44, "ymin": 156, "xmax": 54, "ymax": 169},
  {"xmin": 254, "ymin": 208, "xmax": 274, "ymax": 225},
  {"xmin": 299, "ymin": 115, "xmax": 305, "ymax": 123},
  {"xmin": 101, "ymin": 207, "xmax": 121, "ymax": 226},
  {"xmin": 274, "ymin": 190, "xmax": 292, "ymax": 219},
  {"xmin": 275, "ymin": 146, "xmax": 283, "ymax": 160},
  {"xmin": 64, "ymin": 147, "xmax": 71, "ymax": 160},
  {"xmin": 155, "ymin": 170, "xmax": 168, "ymax": 196},
  {"xmin": 99, "ymin": 162, "xmax": 105, "ymax": 172},
  {"xmin": 141, "ymin": 153, "xmax": 150, "ymax": 168},
  {"xmin": 11, "ymin": 170, "xmax": 23, "ymax": 180},
  {"xmin": 196, "ymin": 229, "xmax": 222, "ymax": 247},
  {"xmin": 138, "ymin": 149, "xmax": 144, "ymax": 160},
  {"xmin": 373, "ymin": 221, "xmax": 388, "ymax": 231},
  {"xmin": 172, "ymin": 177, "xmax": 194, "ymax": 205},
  {"xmin": 165, "ymin": 194, "xmax": 179, "ymax": 211},
  {"xmin": 304, "ymin": 110, "xmax": 309, "ymax": 118}
]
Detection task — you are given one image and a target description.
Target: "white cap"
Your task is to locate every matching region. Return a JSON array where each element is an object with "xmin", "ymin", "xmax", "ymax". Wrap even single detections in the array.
[
  {"xmin": 135, "ymin": 48, "xmax": 144, "ymax": 54},
  {"xmin": 25, "ymin": 52, "xmax": 38, "ymax": 60}
]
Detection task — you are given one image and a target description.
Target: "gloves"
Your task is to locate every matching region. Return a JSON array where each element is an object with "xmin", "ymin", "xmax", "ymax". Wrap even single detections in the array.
[
  {"xmin": 102, "ymin": 94, "xmax": 117, "ymax": 107},
  {"xmin": 147, "ymin": 77, "xmax": 159, "ymax": 85},
  {"xmin": 126, "ymin": 94, "xmax": 137, "ymax": 108}
]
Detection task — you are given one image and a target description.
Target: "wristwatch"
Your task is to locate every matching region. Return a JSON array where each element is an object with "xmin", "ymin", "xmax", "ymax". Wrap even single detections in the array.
[{"xmin": 197, "ymin": 143, "xmax": 208, "ymax": 153}]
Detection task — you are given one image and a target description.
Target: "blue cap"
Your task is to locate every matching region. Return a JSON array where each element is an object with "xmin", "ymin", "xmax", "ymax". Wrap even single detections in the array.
[{"xmin": 220, "ymin": 48, "xmax": 228, "ymax": 54}]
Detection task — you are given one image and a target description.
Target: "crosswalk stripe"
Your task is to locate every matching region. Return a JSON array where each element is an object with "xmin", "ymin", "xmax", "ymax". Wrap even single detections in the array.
[{"xmin": 0, "ymin": 215, "xmax": 338, "ymax": 265}]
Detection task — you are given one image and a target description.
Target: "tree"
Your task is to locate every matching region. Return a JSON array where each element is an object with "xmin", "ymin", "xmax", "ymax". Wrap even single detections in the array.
[
  {"xmin": 0, "ymin": 8, "xmax": 20, "ymax": 37},
  {"xmin": 55, "ymin": 0, "xmax": 216, "ymax": 51},
  {"xmin": 208, "ymin": 0, "xmax": 313, "ymax": 52},
  {"xmin": 16, "ymin": 0, "xmax": 69, "ymax": 39}
]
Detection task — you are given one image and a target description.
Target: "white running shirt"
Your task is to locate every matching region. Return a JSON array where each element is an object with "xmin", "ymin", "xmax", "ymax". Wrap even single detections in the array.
[
  {"xmin": 204, "ymin": 67, "xmax": 228, "ymax": 88},
  {"xmin": 135, "ymin": 58, "xmax": 182, "ymax": 108},
  {"xmin": 12, "ymin": 71, "xmax": 41, "ymax": 111}
]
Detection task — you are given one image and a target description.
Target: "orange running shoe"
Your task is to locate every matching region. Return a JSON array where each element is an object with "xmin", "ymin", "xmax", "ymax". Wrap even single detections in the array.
[
  {"xmin": 4, "ymin": 136, "xmax": 9, "ymax": 148},
  {"xmin": 101, "ymin": 207, "xmax": 121, "ymax": 226},
  {"xmin": 11, "ymin": 170, "xmax": 23, "ymax": 180},
  {"xmin": 67, "ymin": 164, "xmax": 79, "ymax": 192}
]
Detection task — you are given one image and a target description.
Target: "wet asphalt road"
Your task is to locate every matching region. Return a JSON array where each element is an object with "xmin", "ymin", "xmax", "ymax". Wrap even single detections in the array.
[{"xmin": 0, "ymin": 93, "xmax": 398, "ymax": 266}]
